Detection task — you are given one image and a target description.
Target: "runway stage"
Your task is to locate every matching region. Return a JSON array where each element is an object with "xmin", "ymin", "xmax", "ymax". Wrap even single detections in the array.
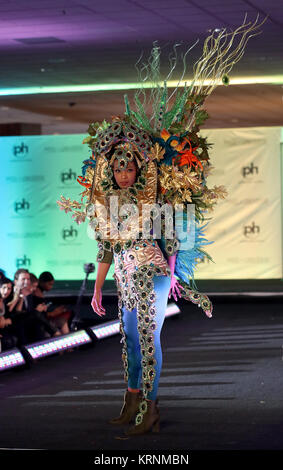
[{"xmin": 1, "ymin": 295, "xmax": 283, "ymax": 456}]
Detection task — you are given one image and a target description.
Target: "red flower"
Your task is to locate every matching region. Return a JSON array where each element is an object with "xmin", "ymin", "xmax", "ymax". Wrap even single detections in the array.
[
  {"xmin": 173, "ymin": 137, "xmax": 203, "ymax": 170},
  {"xmin": 77, "ymin": 176, "xmax": 92, "ymax": 188}
]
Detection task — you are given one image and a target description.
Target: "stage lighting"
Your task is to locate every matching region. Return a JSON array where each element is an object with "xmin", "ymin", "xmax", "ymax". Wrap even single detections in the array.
[
  {"xmin": 89, "ymin": 320, "xmax": 120, "ymax": 340},
  {"xmin": 165, "ymin": 302, "xmax": 181, "ymax": 317},
  {"xmin": 24, "ymin": 330, "xmax": 92, "ymax": 360},
  {"xmin": 88, "ymin": 302, "xmax": 180, "ymax": 340},
  {"xmin": 0, "ymin": 348, "xmax": 26, "ymax": 371},
  {"xmin": 0, "ymin": 303, "xmax": 181, "ymax": 372},
  {"xmin": 1, "ymin": 76, "xmax": 283, "ymax": 96}
]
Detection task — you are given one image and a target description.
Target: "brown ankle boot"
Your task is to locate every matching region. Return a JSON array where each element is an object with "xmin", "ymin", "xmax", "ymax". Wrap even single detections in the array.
[
  {"xmin": 124, "ymin": 398, "xmax": 160, "ymax": 435},
  {"xmin": 109, "ymin": 390, "xmax": 142, "ymax": 425}
]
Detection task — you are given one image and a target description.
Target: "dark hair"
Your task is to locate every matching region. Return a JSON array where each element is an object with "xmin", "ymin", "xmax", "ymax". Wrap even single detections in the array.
[
  {"xmin": 29, "ymin": 273, "xmax": 38, "ymax": 284},
  {"xmin": 0, "ymin": 277, "xmax": 13, "ymax": 288},
  {"xmin": 38, "ymin": 271, "xmax": 54, "ymax": 283},
  {"xmin": 14, "ymin": 269, "xmax": 29, "ymax": 281},
  {"xmin": 0, "ymin": 277, "xmax": 14, "ymax": 303}
]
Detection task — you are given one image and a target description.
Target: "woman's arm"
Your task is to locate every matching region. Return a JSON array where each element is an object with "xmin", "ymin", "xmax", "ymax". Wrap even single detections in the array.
[
  {"xmin": 167, "ymin": 252, "xmax": 177, "ymax": 274},
  {"xmin": 6, "ymin": 289, "xmax": 22, "ymax": 312},
  {"xmin": 167, "ymin": 253, "xmax": 182, "ymax": 301},
  {"xmin": 0, "ymin": 316, "xmax": 5, "ymax": 328},
  {"xmin": 91, "ymin": 261, "xmax": 111, "ymax": 317},
  {"xmin": 0, "ymin": 297, "xmax": 4, "ymax": 316},
  {"xmin": 15, "ymin": 296, "xmax": 24, "ymax": 312}
]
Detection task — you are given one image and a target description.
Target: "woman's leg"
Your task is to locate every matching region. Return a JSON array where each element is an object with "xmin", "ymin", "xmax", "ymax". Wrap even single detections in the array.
[
  {"xmin": 122, "ymin": 276, "xmax": 170, "ymax": 400},
  {"xmin": 60, "ymin": 320, "xmax": 70, "ymax": 335},
  {"xmin": 145, "ymin": 275, "xmax": 171, "ymax": 401},
  {"xmin": 122, "ymin": 275, "xmax": 171, "ymax": 398},
  {"xmin": 109, "ymin": 305, "xmax": 142, "ymax": 424},
  {"xmin": 123, "ymin": 274, "xmax": 171, "ymax": 435},
  {"xmin": 122, "ymin": 305, "xmax": 142, "ymax": 391}
]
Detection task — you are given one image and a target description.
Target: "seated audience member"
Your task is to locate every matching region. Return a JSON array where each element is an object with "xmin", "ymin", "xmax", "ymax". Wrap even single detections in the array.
[
  {"xmin": 0, "ymin": 277, "xmax": 18, "ymax": 350},
  {"xmin": 0, "ymin": 311, "xmax": 16, "ymax": 351},
  {"xmin": 29, "ymin": 272, "xmax": 61, "ymax": 338},
  {"xmin": 7, "ymin": 269, "xmax": 60, "ymax": 344},
  {"xmin": 34, "ymin": 271, "xmax": 72, "ymax": 335},
  {"xmin": 29, "ymin": 273, "xmax": 39, "ymax": 294},
  {"xmin": 0, "ymin": 269, "xmax": 6, "ymax": 283},
  {"xmin": 0, "ymin": 277, "xmax": 13, "ymax": 308}
]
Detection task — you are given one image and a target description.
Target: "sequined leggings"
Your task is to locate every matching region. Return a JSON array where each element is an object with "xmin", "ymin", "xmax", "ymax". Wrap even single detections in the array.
[{"xmin": 121, "ymin": 274, "xmax": 171, "ymax": 400}]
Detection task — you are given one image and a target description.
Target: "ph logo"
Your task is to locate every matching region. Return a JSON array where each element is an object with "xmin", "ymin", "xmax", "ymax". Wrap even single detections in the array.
[
  {"xmin": 242, "ymin": 162, "xmax": 258, "ymax": 178},
  {"xmin": 14, "ymin": 198, "xmax": 30, "ymax": 213},
  {"xmin": 244, "ymin": 221, "xmax": 260, "ymax": 238},
  {"xmin": 61, "ymin": 169, "xmax": 77, "ymax": 184},
  {"xmin": 16, "ymin": 255, "xmax": 31, "ymax": 268},
  {"xmin": 62, "ymin": 226, "xmax": 78, "ymax": 241},
  {"xmin": 13, "ymin": 143, "xmax": 29, "ymax": 157}
]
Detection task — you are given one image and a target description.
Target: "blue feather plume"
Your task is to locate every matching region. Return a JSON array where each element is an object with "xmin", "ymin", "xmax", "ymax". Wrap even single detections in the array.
[{"xmin": 175, "ymin": 218, "xmax": 213, "ymax": 290}]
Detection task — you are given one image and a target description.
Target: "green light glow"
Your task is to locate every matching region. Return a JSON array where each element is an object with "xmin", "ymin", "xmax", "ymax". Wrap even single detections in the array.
[{"xmin": 1, "ymin": 76, "xmax": 283, "ymax": 96}]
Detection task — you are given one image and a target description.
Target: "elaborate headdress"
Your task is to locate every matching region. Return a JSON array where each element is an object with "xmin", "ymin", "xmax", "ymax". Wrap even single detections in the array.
[{"xmin": 57, "ymin": 15, "xmax": 264, "ymax": 304}]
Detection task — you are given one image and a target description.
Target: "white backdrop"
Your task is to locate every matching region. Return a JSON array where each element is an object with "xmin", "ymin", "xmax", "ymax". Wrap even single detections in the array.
[
  {"xmin": 1, "ymin": 127, "xmax": 282, "ymax": 280},
  {"xmin": 196, "ymin": 127, "xmax": 282, "ymax": 279},
  {"xmin": 0, "ymin": 134, "xmax": 115, "ymax": 281}
]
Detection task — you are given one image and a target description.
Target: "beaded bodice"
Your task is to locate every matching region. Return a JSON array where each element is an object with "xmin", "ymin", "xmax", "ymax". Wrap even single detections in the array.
[{"xmin": 113, "ymin": 239, "xmax": 171, "ymax": 311}]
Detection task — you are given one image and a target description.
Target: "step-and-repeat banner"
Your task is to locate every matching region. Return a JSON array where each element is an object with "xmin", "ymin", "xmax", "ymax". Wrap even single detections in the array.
[
  {"xmin": 0, "ymin": 127, "xmax": 282, "ymax": 280},
  {"xmin": 0, "ymin": 134, "xmax": 115, "ymax": 282},
  {"xmin": 197, "ymin": 127, "xmax": 282, "ymax": 279}
]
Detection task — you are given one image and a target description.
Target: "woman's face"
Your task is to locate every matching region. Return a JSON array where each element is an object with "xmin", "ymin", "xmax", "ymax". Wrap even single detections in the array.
[
  {"xmin": 41, "ymin": 280, "xmax": 54, "ymax": 292},
  {"xmin": 31, "ymin": 281, "xmax": 38, "ymax": 293},
  {"xmin": 113, "ymin": 159, "xmax": 137, "ymax": 189},
  {"xmin": 0, "ymin": 282, "xmax": 13, "ymax": 299}
]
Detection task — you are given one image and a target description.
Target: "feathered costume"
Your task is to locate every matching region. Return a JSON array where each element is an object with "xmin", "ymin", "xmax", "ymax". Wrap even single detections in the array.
[{"xmin": 57, "ymin": 16, "xmax": 264, "ymax": 426}]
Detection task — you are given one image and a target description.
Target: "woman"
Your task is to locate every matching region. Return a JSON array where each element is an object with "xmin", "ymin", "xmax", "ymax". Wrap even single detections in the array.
[
  {"xmin": 57, "ymin": 120, "xmax": 214, "ymax": 437},
  {"xmin": 57, "ymin": 23, "xmax": 263, "ymax": 437},
  {"xmin": 34, "ymin": 271, "xmax": 71, "ymax": 336},
  {"xmin": 4, "ymin": 272, "xmax": 60, "ymax": 344},
  {"xmin": 0, "ymin": 277, "xmax": 13, "ymax": 309},
  {"xmin": 0, "ymin": 278, "xmax": 17, "ymax": 350},
  {"xmin": 90, "ymin": 156, "xmax": 183, "ymax": 436}
]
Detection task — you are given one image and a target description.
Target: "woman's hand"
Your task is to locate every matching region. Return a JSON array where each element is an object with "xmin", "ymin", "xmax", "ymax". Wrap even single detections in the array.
[
  {"xmin": 168, "ymin": 275, "xmax": 182, "ymax": 301},
  {"xmin": 47, "ymin": 305, "xmax": 67, "ymax": 318},
  {"xmin": 13, "ymin": 285, "xmax": 21, "ymax": 296},
  {"xmin": 91, "ymin": 289, "xmax": 106, "ymax": 317},
  {"xmin": 35, "ymin": 303, "xmax": 48, "ymax": 313}
]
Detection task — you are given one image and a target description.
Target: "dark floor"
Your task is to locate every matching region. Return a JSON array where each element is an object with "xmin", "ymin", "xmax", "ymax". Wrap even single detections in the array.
[
  {"xmin": 1, "ymin": 296, "xmax": 283, "ymax": 458},
  {"xmin": 51, "ymin": 277, "xmax": 283, "ymax": 298}
]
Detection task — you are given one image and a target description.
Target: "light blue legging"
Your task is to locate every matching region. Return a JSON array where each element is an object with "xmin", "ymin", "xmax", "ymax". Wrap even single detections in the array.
[{"xmin": 122, "ymin": 274, "xmax": 171, "ymax": 400}]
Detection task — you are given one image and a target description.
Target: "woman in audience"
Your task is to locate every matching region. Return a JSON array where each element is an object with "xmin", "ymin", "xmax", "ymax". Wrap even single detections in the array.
[
  {"xmin": 34, "ymin": 271, "xmax": 72, "ymax": 335},
  {"xmin": 0, "ymin": 277, "xmax": 18, "ymax": 350},
  {"xmin": 8, "ymin": 270, "xmax": 60, "ymax": 344}
]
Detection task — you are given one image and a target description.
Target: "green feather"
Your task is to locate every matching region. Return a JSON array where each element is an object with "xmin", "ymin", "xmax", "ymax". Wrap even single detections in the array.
[
  {"xmin": 162, "ymin": 86, "xmax": 190, "ymax": 129},
  {"xmin": 154, "ymin": 81, "xmax": 168, "ymax": 131},
  {"xmin": 134, "ymin": 95, "xmax": 153, "ymax": 132},
  {"xmin": 124, "ymin": 94, "xmax": 131, "ymax": 117}
]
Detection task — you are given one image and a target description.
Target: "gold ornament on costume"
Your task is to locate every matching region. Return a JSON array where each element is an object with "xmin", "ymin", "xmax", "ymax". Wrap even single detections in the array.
[{"xmin": 147, "ymin": 143, "xmax": 165, "ymax": 163}]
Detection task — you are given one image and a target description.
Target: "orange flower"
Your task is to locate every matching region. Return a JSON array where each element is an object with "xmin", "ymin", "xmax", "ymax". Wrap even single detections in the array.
[
  {"xmin": 160, "ymin": 128, "xmax": 179, "ymax": 148},
  {"xmin": 160, "ymin": 129, "xmax": 170, "ymax": 141},
  {"xmin": 175, "ymin": 137, "xmax": 203, "ymax": 170},
  {"xmin": 77, "ymin": 176, "xmax": 92, "ymax": 188}
]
